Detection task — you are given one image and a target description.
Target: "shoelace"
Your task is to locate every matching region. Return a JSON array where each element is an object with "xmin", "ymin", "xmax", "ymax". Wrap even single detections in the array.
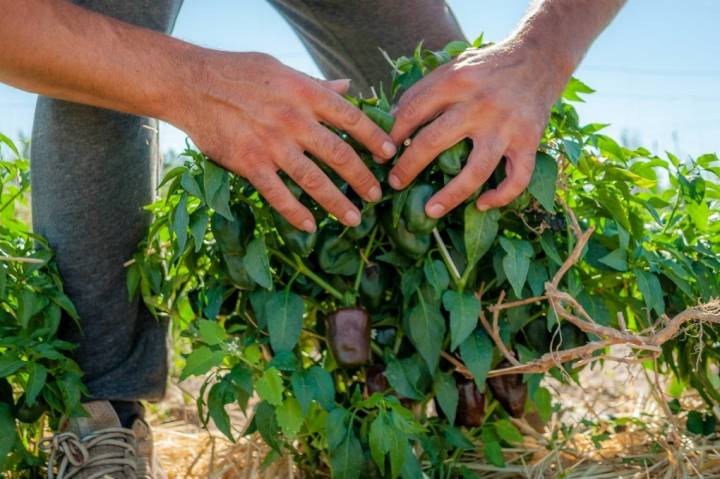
[{"xmin": 40, "ymin": 428, "xmax": 138, "ymax": 479}]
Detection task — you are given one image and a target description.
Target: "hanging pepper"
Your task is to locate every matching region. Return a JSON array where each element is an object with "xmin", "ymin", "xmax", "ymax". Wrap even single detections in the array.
[
  {"xmin": 347, "ymin": 205, "xmax": 377, "ymax": 240},
  {"xmin": 272, "ymin": 210, "xmax": 317, "ymax": 257},
  {"xmin": 487, "ymin": 360, "xmax": 527, "ymax": 418},
  {"xmin": 359, "ymin": 263, "xmax": 388, "ymax": 312},
  {"xmin": 365, "ymin": 364, "xmax": 390, "ymax": 396},
  {"xmin": 379, "ymin": 208, "xmax": 431, "ymax": 259},
  {"xmin": 437, "ymin": 139, "xmax": 470, "ymax": 176},
  {"xmin": 327, "ymin": 308, "xmax": 370, "ymax": 368},
  {"xmin": 211, "ymin": 203, "xmax": 254, "ymax": 255},
  {"xmin": 456, "ymin": 377, "xmax": 485, "ymax": 427},
  {"xmin": 317, "ymin": 235, "xmax": 360, "ymax": 276},
  {"xmin": 402, "ymin": 183, "xmax": 438, "ymax": 234},
  {"xmin": 14, "ymin": 394, "xmax": 47, "ymax": 423}
]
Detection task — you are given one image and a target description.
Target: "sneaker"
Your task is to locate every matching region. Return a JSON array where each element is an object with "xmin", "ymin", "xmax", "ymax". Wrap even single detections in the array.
[{"xmin": 41, "ymin": 401, "xmax": 165, "ymax": 479}]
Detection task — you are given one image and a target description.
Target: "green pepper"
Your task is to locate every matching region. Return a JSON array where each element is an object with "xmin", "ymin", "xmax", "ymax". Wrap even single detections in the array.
[
  {"xmin": 14, "ymin": 394, "xmax": 47, "ymax": 424},
  {"xmin": 379, "ymin": 208, "xmax": 431, "ymax": 259},
  {"xmin": 402, "ymin": 183, "xmax": 438, "ymax": 234},
  {"xmin": 211, "ymin": 203, "xmax": 254, "ymax": 255},
  {"xmin": 327, "ymin": 308, "xmax": 370, "ymax": 367},
  {"xmin": 318, "ymin": 235, "xmax": 360, "ymax": 276},
  {"xmin": 437, "ymin": 139, "xmax": 470, "ymax": 176},
  {"xmin": 359, "ymin": 263, "xmax": 388, "ymax": 312},
  {"xmin": 272, "ymin": 210, "xmax": 317, "ymax": 258},
  {"xmin": 487, "ymin": 360, "xmax": 527, "ymax": 418},
  {"xmin": 347, "ymin": 205, "xmax": 377, "ymax": 240},
  {"xmin": 456, "ymin": 376, "xmax": 485, "ymax": 427},
  {"xmin": 361, "ymin": 104, "xmax": 395, "ymax": 133}
]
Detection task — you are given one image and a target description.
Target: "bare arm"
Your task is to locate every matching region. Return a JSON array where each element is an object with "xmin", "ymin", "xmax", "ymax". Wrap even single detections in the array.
[
  {"xmin": 0, "ymin": 0, "xmax": 397, "ymax": 232},
  {"xmin": 389, "ymin": 0, "xmax": 626, "ymax": 217}
]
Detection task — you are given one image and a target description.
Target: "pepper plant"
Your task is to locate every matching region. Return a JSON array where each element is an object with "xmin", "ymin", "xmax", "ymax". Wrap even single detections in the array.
[
  {"xmin": 133, "ymin": 37, "xmax": 720, "ymax": 478},
  {"xmin": 0, "ymin": 135, "xmax": 85, "ymax": 476}
]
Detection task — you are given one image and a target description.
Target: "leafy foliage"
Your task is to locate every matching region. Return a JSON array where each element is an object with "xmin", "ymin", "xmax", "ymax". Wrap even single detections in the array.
[
  {"xmin": 0, "ymin": 138, "xmax": 85, "ymax": 475},
  {"xmin": 130, "ymin": 38, "xmax": 719, "ymax": 478}
]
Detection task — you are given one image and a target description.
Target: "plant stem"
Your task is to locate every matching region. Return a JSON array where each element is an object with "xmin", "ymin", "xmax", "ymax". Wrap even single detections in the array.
[
  {"xmin": 269, "ymin": 248, "xmax": 345, "ymax": 302},
  {"xmin": 352, "ymin": 226, "xmax": 378, "ymax": 293},
  {"xmin": 432, "ymin": 228, "xmax": 462, "ymax": 289},
  {"xmin": 662, "ymin": 190, "xmax": 682, "ymax": 234}
]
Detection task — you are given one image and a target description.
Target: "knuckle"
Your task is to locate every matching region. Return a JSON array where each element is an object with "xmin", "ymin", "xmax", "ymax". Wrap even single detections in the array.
[
  {"xmin": 420, "ymin": 125, "xmax": 444, "ymax": 149},
  {"xmin": 327, "ymin": 139, "xmax": 353, "ymax": 167},
  {"xmin": 339, "ymin": 102, "xmax": 362, "ymax": 127},
  {"xmin": 465, "ymin": 160, "xmax": 488, "ymax": 178},
  {"xmin": 276, "ymin": 105, "xmax": 302, "ymax": 125},
  {"xmin": 299, "ymin": 168, "xmax": 326, "ymax": 192}
]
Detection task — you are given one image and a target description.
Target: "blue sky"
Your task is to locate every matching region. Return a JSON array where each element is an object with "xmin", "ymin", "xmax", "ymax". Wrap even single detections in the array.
[{"xmin": 1, "ymin": 0, "xmax": 718, "ymax": 159}]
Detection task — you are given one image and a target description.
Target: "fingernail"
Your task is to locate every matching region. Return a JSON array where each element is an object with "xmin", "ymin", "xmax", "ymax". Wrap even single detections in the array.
[
  {"xmin": 302, "ymin": 219, "xmax": 316, "ymax": 233},
  {"xmin": 344, "ymin": 210, "xmax": 361, "ymax": 226},
  {"xmin": 476, "ymin": 203, "xmax": 489, "ymax": 212},
  {"xmin": 382, "ymin": 141, "xmax": 396, "ymax": 157},
  {"xmin": 329, "ymin": 78, "xmax": 351, "ymax": 88},
  {"xmin": 372, "ymin": 155, "xmax": 383, "ymax": 164},
  {"xmin": 389, "ymin": 174, "xmax": 401, "ymax": 190},
  {"xmin": 427, "ymin": 203, "xmax": 445, "ymax": 218},
  {"xmin": 368, "ymin": 185, "xmax": 382, "ymax": 202}
]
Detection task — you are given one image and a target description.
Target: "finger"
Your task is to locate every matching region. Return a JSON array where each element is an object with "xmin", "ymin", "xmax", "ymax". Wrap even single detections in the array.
[
  {"xmin": 388, "ymin": 108, "xmax": 467, "ymax": 190},
  {"xmin": 315, "ymin": 91, "xmax": 397, "ymax": 161},
  {"xmin": 247, "ymin": 168, "xmax": 316, "ymax": 233},
  {"xmin": 424, "ymin": 138, "xmax": 507, "ymax": 218},
  {"xmin": 321, "ymin": 78, "xmax": 351, "ymax": 95},
  {"xmin": 475, "ymin": 150, "xmax": 535, "ymax": 211},
  {"xmin": 278, "ymin": 150, "xmax": 362, "ymax": 227},
  {"xmin": 300, "ymin": 125, "xmax": 382, "ymax": 203},
  {"xmin": 390, "ymin": 69, "xmax": 453, "ymax": 146}
]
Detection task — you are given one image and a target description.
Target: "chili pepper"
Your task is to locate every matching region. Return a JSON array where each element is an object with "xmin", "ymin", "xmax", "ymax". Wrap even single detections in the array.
[
  {"xmin": 347, "ymin": 205, "xmax": 377, "ymax": 240},
  {"xmin": 437, "ymin": 139, "xmax": 470, "ymax": 176},
  {"xmin": 379, "ymin": 208, "xmax": 431, "ymax": 259},
  {"xmin": 14, "ymin": 394, "xmax": 47, "ymax": 424},
  {"xmin": 403, "ymin": 183, "xmax": 438, "ymax": 234},
  {"xmin": 318, "ymin": 235, "xmax": 360, "ymax": 276},
  {"xmin": 361, "ymin": 104, "xmax": 395, "ymax": 134},
  {"xmin": 211, "ymin": 203, "xmax": 254, "ymax": 255},
  {"xmin": 487, "ymin": 360, "xmax": 527, "ymax": 418},
  {"xmin": 327, "ymin": 308, "xmax": 370, "ymax": 368},
  {"xmin": 456, "ymin": 377, "xmax": 485, "ymax": 427},
  {"xmin": 524, "ymin": 318, "xmax": 552, "ymax": 354},
  {"xmin": 272, "ymin": 210, "xmax": 317, "ymax": 258},
  {"xmin": 365, "ymin": 364, "xmax": 390, "ymax": 396},
  {"xmin": 359, "ymin": 263, "xmax": 388, "ymax": 312}
]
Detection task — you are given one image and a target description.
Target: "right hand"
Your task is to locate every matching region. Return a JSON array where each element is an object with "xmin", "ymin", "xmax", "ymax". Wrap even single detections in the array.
[{"xmin": 174, "ymin": 51, "xmax": 396, "ymax": 233}]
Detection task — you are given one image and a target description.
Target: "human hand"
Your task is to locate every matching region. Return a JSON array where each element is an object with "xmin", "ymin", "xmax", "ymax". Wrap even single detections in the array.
[
  {"xmin": 175, "ymin": 51, "xmax": 396, "ymax": 232},
  {"xmin": 386, "ymin": 40, "xmax": 569, "ymax": 218}
]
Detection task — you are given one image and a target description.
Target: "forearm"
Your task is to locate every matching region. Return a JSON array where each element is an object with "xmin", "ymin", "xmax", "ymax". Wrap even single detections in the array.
[
  {"xmin": 0, "ymin": 0, "xmax": 197, "ymax": 121},
  {"xmin": 509, "ymin": 0, "xmax": 626, "ymax": 86}
]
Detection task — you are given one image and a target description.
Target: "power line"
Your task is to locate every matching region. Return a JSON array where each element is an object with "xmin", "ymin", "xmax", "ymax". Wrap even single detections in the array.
[{"xmin": 580, "ymin": 65, "xmax": 720, "ymax": 77}]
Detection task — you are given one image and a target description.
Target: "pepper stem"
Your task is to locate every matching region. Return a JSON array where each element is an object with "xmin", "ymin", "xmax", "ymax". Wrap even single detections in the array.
[
  {"xmin": 432, "ymin": 228, "xmax": 462, "ymax": 289},
  {"xmin": 269, "ymin": 248, "xmax": 345, "ymax": 302},
  {"xmin": 352, "ymin": 226, "xmax": 379, "ymax": 294}
]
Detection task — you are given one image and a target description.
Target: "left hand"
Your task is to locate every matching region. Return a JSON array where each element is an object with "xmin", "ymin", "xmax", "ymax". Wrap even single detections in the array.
[{"xmin": 386, "ymin": 40, "xmax": 568, "ymax": 218}]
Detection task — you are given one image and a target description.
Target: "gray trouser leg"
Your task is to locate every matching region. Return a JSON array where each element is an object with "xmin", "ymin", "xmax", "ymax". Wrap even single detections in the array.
[
  {"xmin": 30, "ymin": 0, "xmax": 183, "ymax": 402},
  {"xmin": 268, "ymin": 0, "xmax": 466, "ymax": 94}
]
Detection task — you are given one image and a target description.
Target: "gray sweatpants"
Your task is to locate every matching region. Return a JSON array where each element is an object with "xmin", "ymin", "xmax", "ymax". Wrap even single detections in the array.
[{"xmin": 31, "ymin": 0, "xmax": 464, "ymax": 401}]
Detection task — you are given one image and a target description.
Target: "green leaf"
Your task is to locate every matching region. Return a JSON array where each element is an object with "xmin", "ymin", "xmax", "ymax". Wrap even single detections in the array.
[
  {"xmin": 203, "ymin": 161, "xmax": 233, "ymax": 220},
  {"xmin": 494, "ymin": 419, "xmax": 523, "ymax": 444},
  {"xmin": 243, "ymin": 237, "xmax": 272, "ymax": 289},
  {"xmin": 533, "ymin": 387, "xmax": 552, "ymax": 422},
  {"xmin": 633, "ymin": 269, "xmax": 665, "ymax": 316},
  {"xmin": 198, "ymin": 319, "xmax": 226, "ymax": 346},
  {"xmin": 539, "ymin": 232, "xmax": 563, "ymax": 266},
  {"xmin": 385, "ymin": 357, "xmax": 423, "ymax": 400},
  {"xmin": 483, "ymin": 440, "xmax": 505, "ymax": 467},
  {"xmin": 189, "ymin": 207, "xmax": 208, "ymax": 252},
  {"xmin": 173, "ymin": 193, "xmax": 189, "ymax": 252},
  {"xmin": 369, "ymin": 413, "xmax": 392, "ymax": 476},
  {"xmin": 256, "ymin": 367, "xmax": 284, "ymax": 406},
  {"xmin": 254, "ymin": 401, "xmax": 281, "ymax": 452},
  {"xmin": 408, "ymin": 302, "xmax": 445, "ymax": 373},
  {"xmin": 0, "ymin": 403, "xmax": 16, "ymax": 469},
  {"xmin": 562, "ymin": 77, "xmax": 594, "ymax": 102},
  {"xmin": 598, "ymin": 248, "xmax": 628, "ymax": 271},
  {"xmin": 26, "ymin": 363, "xmax": 47, "ymax": 406},
  {"xmin": 433, "ymin": 372, "xmax": 458, "ymax": 425},
  {"xmin": 464, "ymin": 206, "xmax": 499, "ymax": 269},
  {"xmin": 207, "ymin": 381, "xmax": 234, "ymax": 441},
  {"xmin": 0, "ymin": 132, "xmax": 20, "ymax": 156},
  {"xmin": 179, "ymin": 346, "xmax": 224, "ymax": 381},
  {"xmin": 291, "ymin": 370, "xmax": 314, "ymax": 415},
  {"xmin": 307, "ymin": 366, "xmax": 335, "ymax": 411},
  {"xmin": 527, "ymin": 262, "xmax": 548, "ymax": 297},
  {"xmin": 423, "ymin": 259, "xmax": 449, "ymax": 296},
  {"xmin": 327, "ymin": 408, "xmax": 363, "ymax": 479},
  {"xmin": 265, "ymin": 289, "xmax": 304, "ymax": 353},
  {"xmin": 275, "ymin": 397, "xmax": 303, "ymax": 439},
  {"xmin": 442, "ymin": 290, "xmax": 480, "ymax": 351},
  {"xmin": 459, "ymin": 331, "xmax": 493, "ymax": 392},
  {"xmin": 500, "ymin": 238, "xmax": 533, "ymax": 298},
  {"xmin": 528, "ymin": 152, "xmax": 557, "ymax": 212},
  {"xmin": 0, "ymin": 357, "xmax": 25, "ymax": 378}
]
